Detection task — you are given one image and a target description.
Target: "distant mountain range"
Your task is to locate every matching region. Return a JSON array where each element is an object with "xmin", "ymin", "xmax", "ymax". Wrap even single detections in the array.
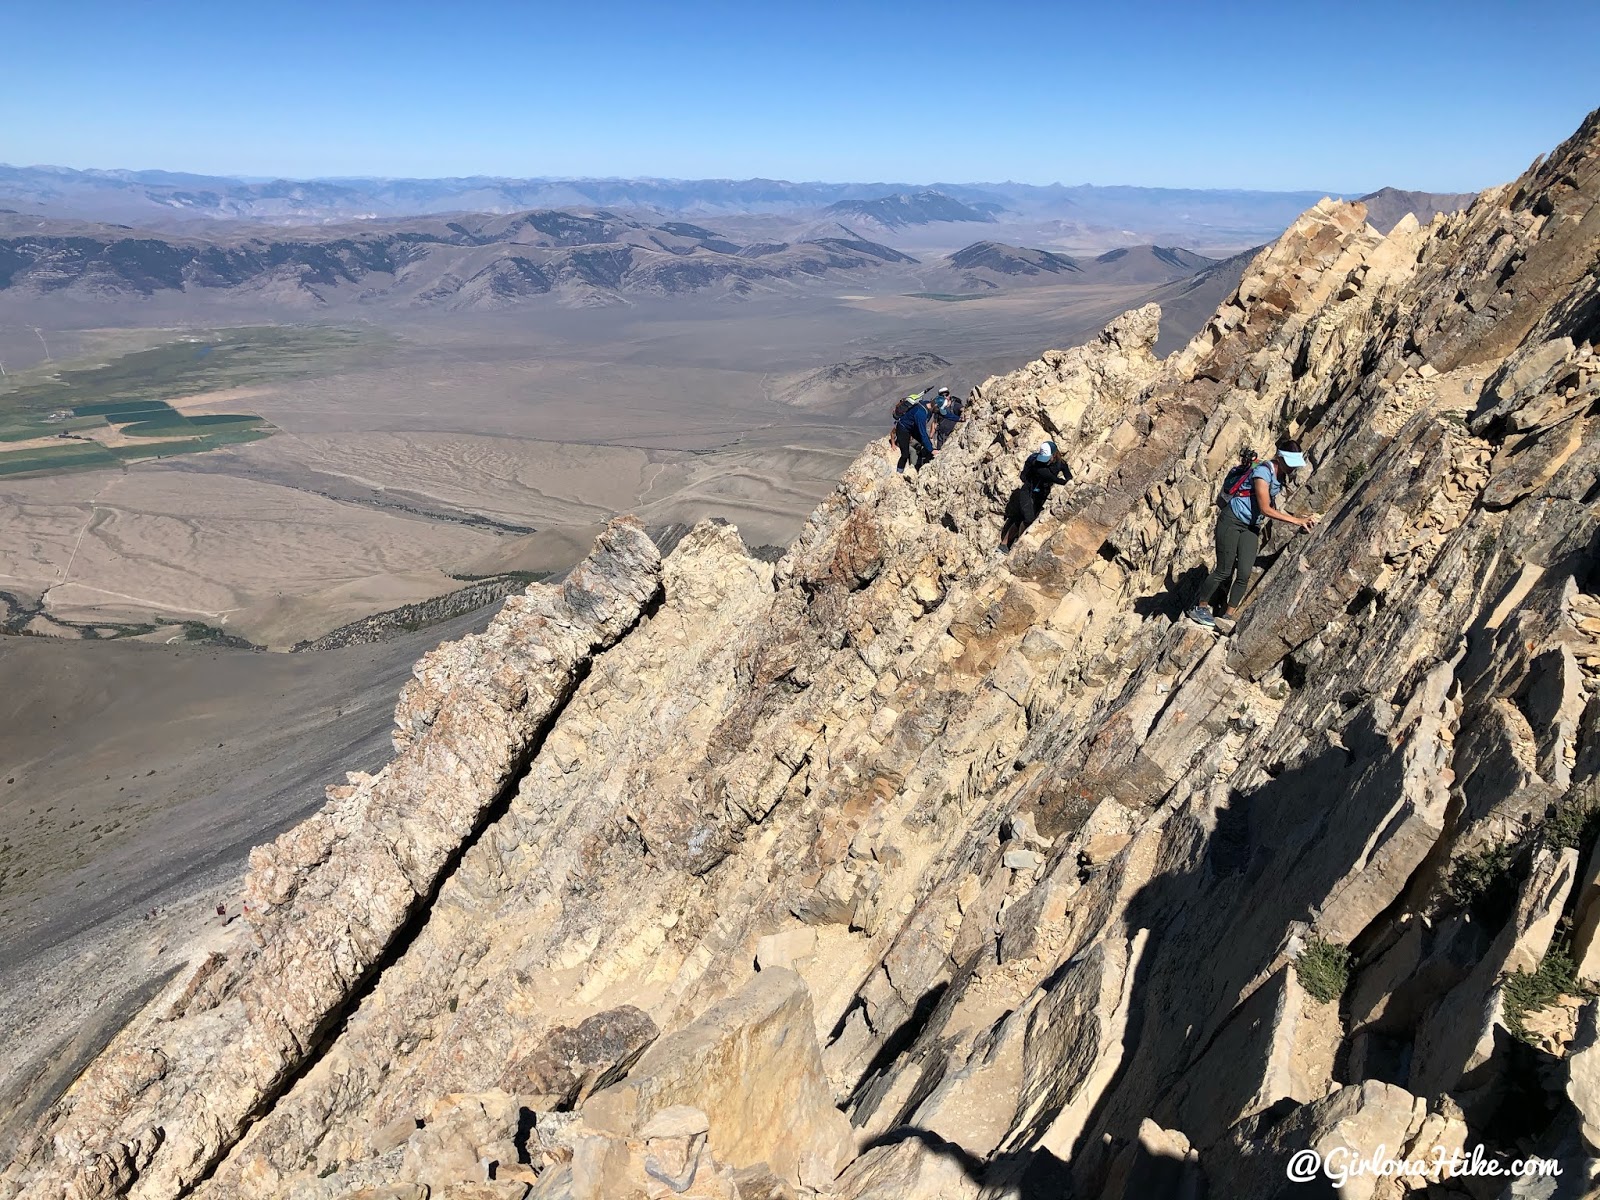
[
  {"xmin": 0, "ymin": 203, "xmax": 1244, "ymax": 310},
  {"xmin": 0, "ymin": 210, "xmax": 920, "ymax": 308},
  {"xmin": 0, "ymin": 164, "xmax": 1372, "ymax": 247},
  {"xmin": 0, "ymin": 163, "xmax": 1332, "ymax": 225},
  {"xmin": 0, "ymin": 180, "xmax": 1478, "ymax": 311}
]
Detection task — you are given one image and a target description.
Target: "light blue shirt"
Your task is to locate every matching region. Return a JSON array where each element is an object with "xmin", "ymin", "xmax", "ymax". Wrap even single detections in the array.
[{"xmin": 1228, "ymin": 463, "xmax": 1280, "ymax": 525}]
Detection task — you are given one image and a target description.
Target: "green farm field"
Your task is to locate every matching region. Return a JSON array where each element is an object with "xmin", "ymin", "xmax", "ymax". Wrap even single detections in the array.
[{"xmin": 0, "ymin": 325, "xmax": 383, "ymax": 477}]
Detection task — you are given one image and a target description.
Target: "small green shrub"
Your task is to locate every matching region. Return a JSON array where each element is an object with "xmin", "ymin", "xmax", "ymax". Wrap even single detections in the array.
[
  {"xmin": 1544, "ymin": 792, "xmax": 1600, "ymax": 853},
  {"xmin": 1503, "ymin": 948, "xmax": 1590, "ymax": 1045},
  {"xmin": 1296, "ymin": 938, "xmax": 1351, "ymax": 1004},
  {"xmin": 1343, "ymin": 462, "xmax": 1368, "ymax": 490},
  {"xmin": 1446, "ymin": 841, "xmax": 1521, "ymax": 926}
]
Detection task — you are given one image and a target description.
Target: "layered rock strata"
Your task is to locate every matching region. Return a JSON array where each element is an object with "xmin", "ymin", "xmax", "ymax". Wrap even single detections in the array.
[{"xmin": 6, "ymin": 109, "xmax": 1600, "ymax": 1200}]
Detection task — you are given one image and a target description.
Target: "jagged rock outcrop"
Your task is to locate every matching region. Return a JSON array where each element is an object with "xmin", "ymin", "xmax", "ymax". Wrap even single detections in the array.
[{"xmin": 6, "ymin": 110, "xmax": 1600, "ymax": 1200}]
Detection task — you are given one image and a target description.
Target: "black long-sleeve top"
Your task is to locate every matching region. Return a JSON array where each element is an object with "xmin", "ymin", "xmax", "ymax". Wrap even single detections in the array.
[{"xmin": 1021, "ymin": 456, "xmax": 1071, "ymax": 491}]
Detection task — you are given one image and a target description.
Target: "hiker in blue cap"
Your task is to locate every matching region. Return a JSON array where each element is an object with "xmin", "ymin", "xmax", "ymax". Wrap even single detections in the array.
[
  {"xmin": 933, "ymin": 386, "xmax": 963, "ymax": 448},
  {"xmin": 1189, "ymin": 440, "xmax": 1317, "ymax": 632},
  {"xmin": 1000, "ymin": 440, "xmax": 1071, "ymax": 549}
]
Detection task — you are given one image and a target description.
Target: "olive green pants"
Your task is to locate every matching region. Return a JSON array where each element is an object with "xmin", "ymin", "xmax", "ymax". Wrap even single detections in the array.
[{"xmin": 1200, "ymin": 508, "xmax": 1260, "ymax": 610}]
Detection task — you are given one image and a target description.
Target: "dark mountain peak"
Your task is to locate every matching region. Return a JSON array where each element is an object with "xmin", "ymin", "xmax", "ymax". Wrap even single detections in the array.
[
  {"xmin": 1355, "ymin": 187, "xmax": 1478, "ymax": 233},
  {"xmin": 940, "ymin": 241, "xmax": 1219, "ymax": 290},
  {"xmin": 1083, "ymin": 244, "xmax": 1219, "ymax": 284},
  {"xmin": 823, "ymin": 191, "xmax": 998, "ymax": 229},
  {"xmin": 802, "ymin": 235, "xmax": 919, "ymax": 264},
  {"xmin": 948, "ymin": 241, "xmax": 1081, "ymax": 275}
]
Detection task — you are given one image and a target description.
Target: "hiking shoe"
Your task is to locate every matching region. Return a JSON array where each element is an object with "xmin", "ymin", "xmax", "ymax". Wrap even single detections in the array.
[{"xmin": 1186, "ymin": 606, "xmax": 1216, "ymax": 628}]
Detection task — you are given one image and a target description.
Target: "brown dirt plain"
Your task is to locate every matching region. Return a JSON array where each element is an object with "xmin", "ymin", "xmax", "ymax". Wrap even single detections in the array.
[
  {"xmin": 0, "ymin": 283, "xmax": 1176, "ymax": 645},
  {"xmin": 0, "ymin": 609, "xmax": 497, "ymax": 1146},
  {"xmin": 0, "ymin": 274, "xmax": 1225, "ymax": 1135}
]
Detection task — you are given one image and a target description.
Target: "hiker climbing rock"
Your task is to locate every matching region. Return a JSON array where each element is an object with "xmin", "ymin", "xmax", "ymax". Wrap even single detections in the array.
[
  {"xmin": 894, "ymin": 392, "xmax": 940, "ymax": 473},
  {"xmin": 933, "ymin": 385, "xmax": 963, "ymax": 448},
  {"xmin": 1000, "ymin": 440, "xmax": 1071, "ymax": 549},
  {"xmin": 1189, "ymin": 441, "xmax": 1318, "ymax": 633},
  {"xmin": 888, "ymin": 391, "xmax": 922, "ymax": 441}
]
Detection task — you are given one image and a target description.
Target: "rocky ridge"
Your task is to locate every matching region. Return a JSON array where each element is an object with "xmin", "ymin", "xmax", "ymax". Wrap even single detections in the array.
[{"xmin": 5, "ymin": 108, "xmax": 1600, "ymax": 1200}]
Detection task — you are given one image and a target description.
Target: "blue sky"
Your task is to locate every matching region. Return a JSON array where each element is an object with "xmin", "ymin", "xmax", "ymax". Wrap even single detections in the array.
[{"xmin": 4, "ymin": 0, "xmax": 1594, "ymax": 190}]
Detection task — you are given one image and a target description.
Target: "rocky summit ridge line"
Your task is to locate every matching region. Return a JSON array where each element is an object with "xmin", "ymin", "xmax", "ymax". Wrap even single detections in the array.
[{"xmin": 4, "ymin": 107, "xmax": 1600, "ymax": 1200}]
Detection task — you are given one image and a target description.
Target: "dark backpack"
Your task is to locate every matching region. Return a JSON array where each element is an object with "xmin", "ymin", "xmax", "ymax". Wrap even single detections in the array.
[
  {"xmin": 892, "ymin": 392, "xmax": 921, "ymax": 422},
  {"xmin": 1222, "ymin": 462, "xmax": 1259, "ymax": 499},
  {"xmin": 1222, "ymin": 447, "xmax": 1266, "ymax": 496},
  {"xmin": 1221, "ymin": 454, "xmax": 1271, "ymax": 526}
]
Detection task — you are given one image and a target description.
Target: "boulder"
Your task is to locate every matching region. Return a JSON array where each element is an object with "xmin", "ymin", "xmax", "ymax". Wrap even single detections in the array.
[
  {"xmin": 400, "ymin": 1092, "xmax": 521, "ymax": 1192},
  {"xmin": 754, "ymin": 928, "xmax": 818, "ymax": 973},
  {"xmin": 1001, "ymin": 848, "xmax": 1043, "ymax": 872},
  {"xmin": 580, "ymin": 970, "xmax": 852, "ymax": 1188},
  {"xmin": 1100, "ymin": 1120, "xmax": 1204, "ymax": 1200},
  {"xmin": 1156, "ymin": 966, "xmax": 1337, "ymax": 1149},
  {"xmin": 830, "ymin": 1136, "xmax": 982, "ymax": 1200},
  {"xmin": 1412, "ymin": 847, "xmax": 1580, "ymax": 1106},
  {"xmin": 1569, "ymin": 1002, "xmax": 1600, "ymax": 1150},
  {"xmin": 499, "ymin": 1007, "xmax": 659, "ymax": 1110},
  {"xmin": 1209, "ymin": 1081, "xmax": 1424, "ymax": 1200},
  {"xmin": 1570, "ymin": 835, "xmax": 1600, "ymax": 986}
]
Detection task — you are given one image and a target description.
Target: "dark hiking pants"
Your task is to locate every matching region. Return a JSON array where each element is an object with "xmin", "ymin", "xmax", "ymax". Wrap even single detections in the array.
[
  {"xmin": 896, "ymin": 426, "xmax": 932, "ymax": 472},
  {"xmin": 1200, "ymin": 508, "xmax": 1261, "ymax": 610},
  {"xmin": 1002, "ymin": 484, "xmax": 1051, "ymax": 544}
]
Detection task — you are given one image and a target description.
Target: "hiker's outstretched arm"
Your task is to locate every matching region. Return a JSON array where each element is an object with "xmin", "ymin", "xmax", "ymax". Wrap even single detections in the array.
[{"xmin": 1252, "ymin": 477, "xmax": 1315, "ymax": 528}]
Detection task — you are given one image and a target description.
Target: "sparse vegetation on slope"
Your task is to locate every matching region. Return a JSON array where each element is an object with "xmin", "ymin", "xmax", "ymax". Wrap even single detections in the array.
[{"xmin": 1296, "ymin": 939, "xmax": 1352, "ymax": 1004}]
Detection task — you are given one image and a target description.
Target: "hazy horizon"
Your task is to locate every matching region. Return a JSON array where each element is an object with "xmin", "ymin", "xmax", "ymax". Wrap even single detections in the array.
[
  {"xmin": 5, "ymin": 0, "xmax": 1594, "ymax": 192},
  {"xmin": 3, "ymin": 161, "xmax": 1358, "ymax": 197}
]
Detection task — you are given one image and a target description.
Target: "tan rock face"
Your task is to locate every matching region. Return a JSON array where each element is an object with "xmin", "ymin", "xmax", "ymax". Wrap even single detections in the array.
[
  {"xmin": 580, "ymin": 969, "xmax": 852, "ymax": 1187},
  {"xmin": 8, "ymin": 110, "xmax": 1600, "ymax": 1200}
]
